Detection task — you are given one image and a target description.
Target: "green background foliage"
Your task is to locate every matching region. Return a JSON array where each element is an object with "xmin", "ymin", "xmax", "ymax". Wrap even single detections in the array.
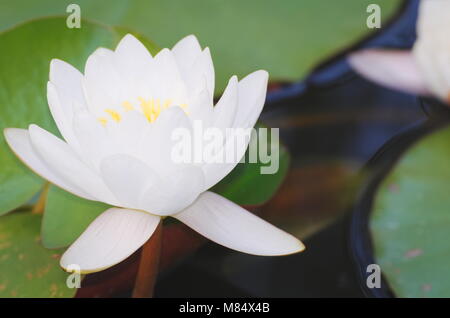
[{"xmin": 0, "ymin": 0, "xmax": 402, "ymax": 93}]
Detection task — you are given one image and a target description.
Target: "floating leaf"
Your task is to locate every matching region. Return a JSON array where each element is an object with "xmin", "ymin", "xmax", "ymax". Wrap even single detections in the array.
[
  {"xmin": 42, "ymin": 187, "xmax": 110, "ymax": 249},
  {"xmin": 0, "ymin": 0, "xmax": 403, "ymax": 92},
  {"xmin": 0, "ymin": 211, "xmax": 76, "ymax": 297},
  {"xmin": 370, "ymin": 124, "xmax": 450, "ymax": 297}
]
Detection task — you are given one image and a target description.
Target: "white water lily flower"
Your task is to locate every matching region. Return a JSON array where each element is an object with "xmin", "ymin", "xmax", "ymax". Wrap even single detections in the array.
[
  {"xmin": 348, "ymin": 0, "xmax": 450, "ymax": 102},
  {"xmin": 4, "ymin": 34, "xmax": 304, "ymax": 273}
]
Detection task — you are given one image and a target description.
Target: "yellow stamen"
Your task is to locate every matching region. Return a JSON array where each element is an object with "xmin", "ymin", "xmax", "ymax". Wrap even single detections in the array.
[
  {"xmin": 138, "ymin": 97, "xmax": 155, "ymax": 122},
  {"xmin": 105, "ymin": 109, "xmax": 121, "ymax": 122},
  {"xmin": 122, "ymin": 101, "xmax": 134, "ymax": 111},
  {"xmin": 179, "ymin": 103, "xmax": 189, "ymax": 115},
  {"xmin": 98, "ymin": 98, "xmax": 188, "ymax": 125},
  {"xmin": 98, "ymin": 117, "xmax": 108, "ymax": 126}
]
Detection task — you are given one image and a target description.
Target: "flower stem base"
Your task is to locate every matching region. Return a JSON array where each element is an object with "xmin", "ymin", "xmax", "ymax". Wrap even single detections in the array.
[{"xmin": 132, "ymin": 221, "xmax": 163, "ymax": 298}]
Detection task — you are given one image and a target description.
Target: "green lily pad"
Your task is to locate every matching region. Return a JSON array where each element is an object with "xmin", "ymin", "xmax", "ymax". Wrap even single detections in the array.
[
  {"xmin": 370, "ymin": 124, "xmax": 450, "ymax": 297},
  {"xmin": 0, "ymin": 211, "xmax": 76, "ymax": 297},
  {"xmin": 0, "ymin": 0, "xmax": 402, "ymax": 93},
  {"xmin": 42, "ymin": 186, "xmax": 110, "ymax": 249},
  {"xmin": 0, "ymin": 17, "xmax": 158, "ymax": 216}
]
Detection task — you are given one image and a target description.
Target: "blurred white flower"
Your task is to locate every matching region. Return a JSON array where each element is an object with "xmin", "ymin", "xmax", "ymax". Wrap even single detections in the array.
[
  {"xmin": 348, "ymin": 0, "xmax": 450, "ymax": 102},
  {"xmin": 4, "ymin": 34, "xmax": 304, "ymax": 273}
]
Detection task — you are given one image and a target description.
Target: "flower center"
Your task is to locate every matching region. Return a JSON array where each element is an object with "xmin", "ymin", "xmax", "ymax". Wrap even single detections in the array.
[{"xmin": 98, "ymin": 97, "xmax": 188, "ymax": 125}]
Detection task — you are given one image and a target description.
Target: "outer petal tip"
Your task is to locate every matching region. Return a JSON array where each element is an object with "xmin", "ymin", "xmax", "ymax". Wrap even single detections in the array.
[
  {"xmin": 251, "ymin": 69, "xmax": 269, "ymax": 81},
  {"xmin": 348, "ymin": 49, "xmax": 430, "ymax": 96},
  {"xmin": 184, "ymin": 34, "xmax": 200, "ymax": 43},
  {"xmin": 49, "ymin": 58, "xmax": 64, "ymax": 70},
  {"xmin": 285, "ymin": 238, "xmax": 306, "ymax": 255},
  {"xmin": 175, "ymin": 192, "xmax": 305, "ymax": 256},
  {"xmin": 116, "ymin": 33, "xmax": 143, "ymax": 51},
  {"xmin": 3, "ymin": 128, "xmax": 22, "ymax": 148},
  {"xmin": 49, "ymin": 59, "xmax": 68, "ymax": 84},
  {"xmin": 3, "ymin": 127, "xmax": 14, "ymax": 137},
  {"xmin": 241, "ymin": 70, "xmax": 269, "ymax": 91},
  {"xmin": 49, "ymin": 58, "xmax": 59, "ymax": 70},
  {"xmin": 347, "ymin": 50, "xmax": 365, "ymax": 66},
  {"xmin": 27, "ymin": 123, "xmax": 40, "ymax": 133},
  {"xmin": 185, "ymin": 34, "xmax": 199, "ymax": 41},
  {"xmin": 257, "ymin": 69, "xmax": 269, "ymax": 77},
  {"xmin": 254, "ymin": 229, "xmax": 305, "ymax": 256},
  {"xmin": 348, "ymin": 50, "xmax": 377, "ymax": 76},
  {"xmin": 173, "ymin": 34, "xmax": 201, "ymax": 49},
  {"xmin": 120, "ymin": 33, "xmax": 136, "ymax": 42},
  {"xmin": 49, "ymin": 58, "xmax": 82, "ymax": 83},
  {"xmin": 60, "ymin": 208, "xmax": 161, "ymax": 274}
]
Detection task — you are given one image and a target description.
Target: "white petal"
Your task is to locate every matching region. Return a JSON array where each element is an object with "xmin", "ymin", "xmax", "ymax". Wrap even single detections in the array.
[
  {"xmin": 151, "ymin": 48, "xmax": 187, "ymax": 101},
  {"xmin": 73, "ymin": 110, "xmax": 148, "ymax": 170},
  {"xmin": 233, "ymin": 70, "xmax": 268, "ymax": 128},
  {"xmin": 100, "ymin": 154, "xmax": 160, "ymax": 209},
  {"xmin": 172, "ymin": 34, "xmax": 202, "ymax": 77},
  {"xmin": 139, "ymin": 166, "xmax": 205, "ymax": 216},
  {"xmin": 200, "ymin": 127, "xmax": 252, "ymax": 191},
  {"xmin": 47, "ymin": 82, "xmax": 82, "ymax": 153},
  {"xmin": 187, "ymin": 88, "xmax": 214, "ymax": 124},
  {"xmin": 28, "ymin": 124, "xmax": 120, "ymax": 206},
  {"xmin": 213, "ymin": 76, "xmax": 238, "ymax": 129},
  {"xmin": 104, "ymin": 110, "xmax": 149, "ymax": 156},
  {"xmin": 416, "ymin": 0, "xmax": 450, "ymax": 42},
  {"xmin": 412, "ymin": 0, "xmax": 450, "ymax": 101},
  {"xmin": 60, "ymin": 208, "xmax": 160, "ymax": 274},
  {"xmin": 196, "ymin": 48, "xmax": 215, "ymax": 101},
  {"xmin": 135, "ymin": 107, "xmax": 206, "ymax": 214},
  {"xmin": 174, "ymin": 192, "xmax": 305, "ymax": 256},
  {"xmin": 114, "ymin": 34, "xmax": 155, "ymax": 99},
  {"xmin": 200, "ymin": 72, "xmax": 267, "ymax": 190},
  {"xmin": 83, "ymin": 48, "xmax": 125, "ymax": 114},
  {"xmin": 48, "ymin": 59, "xmax": 88, "ymax": 153},
  {"xmin": 72, "ymin": 110, "xmax": 115, "ymax": 170},
  {"xmin": 348, "ymin": 49, "xmax": 430, "ymax": 95},
  {"xmin": 115, "ymin": 34, "xmax": 153, "ymax": 60},
  {"xmin": 49, "ymin": 59, "xmax": 85, "ymax": 105},
  {"xmin": 3, "ymin": 128, "xmax": 94, "ymax": 200},
  {"xmin": 138, "ymin": 106, "xmax": 192, "ymax": 173},
  {"xmin": 184, "ymin": 48, "xmax": 215, "ymax": 103},
  {"xmin": 413, "ymin": 43, "xmax": 448, "ymax": 100}
]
